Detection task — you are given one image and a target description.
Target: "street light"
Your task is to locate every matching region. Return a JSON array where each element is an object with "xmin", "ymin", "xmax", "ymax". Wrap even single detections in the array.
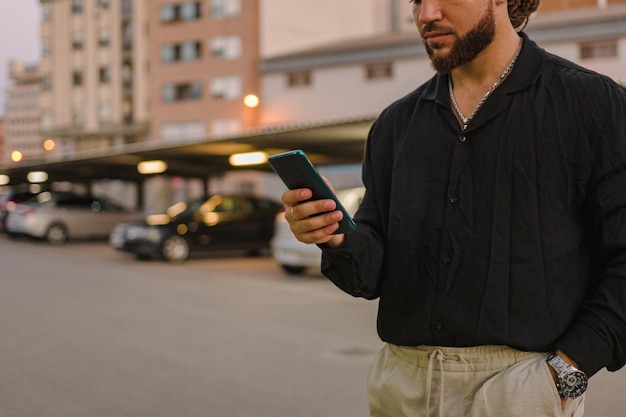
[
  {"xmin": 229, "ymin": 151, "xmax": 268, "ymax": 167},
  {"xmin": 11, "ymin": 151, "xmax": 22, "ymax": 162},
  {"xmin": 43, "ymin": 139, "xmax": 56, "ymax": 151},
  {"xmin": 243, "ymin": 94, "xmax": 259, "ymax": 108},
  {"xmin": 137, "ymin": 160, "xmax": 168, "ymax": 174},
  {"xmin": 27, "ymin": 171, "xmax": 48, "ymax": 183}
]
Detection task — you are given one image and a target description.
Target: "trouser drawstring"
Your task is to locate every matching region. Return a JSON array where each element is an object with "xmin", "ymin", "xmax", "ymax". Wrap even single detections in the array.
[{"xmin": 425, "ymin": 349, "xmax": 445, "ymax": 417}]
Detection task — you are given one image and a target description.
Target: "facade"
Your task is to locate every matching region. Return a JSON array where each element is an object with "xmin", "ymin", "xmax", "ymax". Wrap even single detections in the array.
[
  {"xmin": 147, "ymin": 0, "xmax": 261, "ymax": 141},
  {"xmin": 3, "ymin": 61, "xmax": 42, "ymax": 163},
  {"xmin": 38, "ymin": 0, "xmax": 150, "ymax": 155},
  {"xmin": 259, "ymin": 3, "xmax": 626, "ymax": 127},
  {"xmin": 259, "ymin": 0, "xmax": 415, "ymax": 58},
  {"xmin": 539, "ymin": 0, "xmax": 625, "ymax": 12}
]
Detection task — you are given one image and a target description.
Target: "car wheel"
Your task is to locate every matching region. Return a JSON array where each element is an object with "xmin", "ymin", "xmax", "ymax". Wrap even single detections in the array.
[
  {"xmin": 281, "ymin": 265, "xmax": 306, "ymax": 275},
  {"xmin": 45, "ymin": 223, "xmax": 68, "ymax": 245},
  {"xmin": 162, "ymin": 235, "xmax": 189, "ymax": 263}
]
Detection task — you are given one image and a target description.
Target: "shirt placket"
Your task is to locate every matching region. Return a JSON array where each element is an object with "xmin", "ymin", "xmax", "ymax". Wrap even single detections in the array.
[{"xmin": 432, "ymin": 129, "xmax": 470, "ymax": 340}]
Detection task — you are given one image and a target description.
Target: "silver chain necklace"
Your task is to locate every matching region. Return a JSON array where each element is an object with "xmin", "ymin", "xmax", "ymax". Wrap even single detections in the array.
[{"xmin": 448, "ymin": 39, "xmax": 523, "ymax": 130}]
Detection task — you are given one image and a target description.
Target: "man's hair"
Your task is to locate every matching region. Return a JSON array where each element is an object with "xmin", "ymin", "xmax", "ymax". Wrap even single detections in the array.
[{"xmin": 508, "ymin": 0, "xmax": 540, "ymax": 30}]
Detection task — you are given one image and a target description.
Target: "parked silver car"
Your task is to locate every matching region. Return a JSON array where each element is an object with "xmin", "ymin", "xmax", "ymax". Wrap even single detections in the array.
[
  {"xmin": 6, "ymin": 191, "xmax": 137, "ymax": 244},
  {"xmin": 271, "ymin": 186, "xmax": 365, "ymax": 275}
]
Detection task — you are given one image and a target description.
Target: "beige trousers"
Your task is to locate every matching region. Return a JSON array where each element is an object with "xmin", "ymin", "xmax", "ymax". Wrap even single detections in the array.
[{"xmin": 367, "ymin": 344, "xmax": 585, "ymax": 417}]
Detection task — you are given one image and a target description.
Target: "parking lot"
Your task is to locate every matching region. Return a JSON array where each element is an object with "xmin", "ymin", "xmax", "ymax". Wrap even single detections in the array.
[{"xmin": 1, "ymin": 235, "xmax": 625, "ymax": 416}]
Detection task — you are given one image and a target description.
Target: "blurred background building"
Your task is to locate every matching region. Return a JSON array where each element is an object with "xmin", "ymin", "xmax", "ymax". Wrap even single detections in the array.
[
  {"xmin": 3, "ymin": 61, "xmax": 42, "ymax": 163},
  {"xmin": 0, "ymin": 0, "xmax": 625, "ymax": 210},
  {"xmin": 38, "ymin": 0, "xmax": 150, "ymax": 155}
]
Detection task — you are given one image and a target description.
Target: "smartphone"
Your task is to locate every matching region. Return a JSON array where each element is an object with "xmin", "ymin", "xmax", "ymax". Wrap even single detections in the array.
[{"xmin": 268, "ymin": 150, "xmax": 357, "ymax": 234}]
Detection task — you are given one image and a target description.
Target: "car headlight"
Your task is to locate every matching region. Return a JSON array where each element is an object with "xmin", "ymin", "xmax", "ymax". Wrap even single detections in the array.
[{"xmin": 145, "ymin": 227, "xmax": 162, "ymax": 243}]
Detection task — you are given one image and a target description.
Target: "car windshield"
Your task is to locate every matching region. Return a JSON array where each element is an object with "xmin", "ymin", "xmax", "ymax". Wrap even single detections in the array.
[{"xmin": 166, "ymin": 198, "xmax": 207, "ymax": 220}]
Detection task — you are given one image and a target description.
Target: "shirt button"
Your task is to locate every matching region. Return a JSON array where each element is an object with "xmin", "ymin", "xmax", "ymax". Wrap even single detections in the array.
[
  {"xmin": 441, "ymin": 255, "xmax": 451, "ymax": 264},
  {"xmin": 458, "ymin": 135, "xmax": 467, "ymax": 143},
  {"xmin": 449, "ymin": 196, "xmax": 458, "ymax": 204},
  {"xmin": 434, "ymin": 321, "xmax": 444, "ymax": 330}
]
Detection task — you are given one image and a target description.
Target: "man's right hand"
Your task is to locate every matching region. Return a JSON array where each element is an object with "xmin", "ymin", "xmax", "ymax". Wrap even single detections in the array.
[{"xmin": 281, "ymin": 187, "xmax": 346, "ymax": 248}]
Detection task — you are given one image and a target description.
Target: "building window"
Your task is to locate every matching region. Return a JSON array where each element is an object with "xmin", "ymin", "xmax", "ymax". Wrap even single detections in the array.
[
  {"xmin": 42, "ymin": 3, "xmax": 53, "ymax": 20},
  {"xmin": 580, "ymin": 39, "xmax": 618, "ymax": 60},
  {"xmin": 42, "ymin": 40, "xmax": 52, "ymax": 57},
  {"xmin": 210, "ymin": 0, "xmax": 241, "ymax": 19},
  {"xmin": 72, "ymin": 32, "xmax": 84, "ymax": 50},
  {"xmin": 162, "ymin": 41, "xmax": 202, "ymax": 63},
  {"xmin": 42, "ymin": 76, "xmax": 52, "ymax": 92},
  {"xmin": 161, "ymin": 2, "xmax": 201, "ymax": 23},
  {"xmin": 98, "ymin": 0, "xmax": 110, "ymax": 9},
  {"xmin": 211, "ymin": 118, "xmax": 241, "ymax": 135},
  {"xmin": 181, "ymin": 41, "xmax": 202, "ymax": 61},
  {"xmin": 287, "ymin": 71, "xmax": 311, "ymax": 88},
  {"xmin": 41, "ymin": 109, "xmax": 54, "ymax": 130},
  {"xmin": 160, "ymin": 121, "xmax": 205, "ymax": 141},
  {"xmin": 99, "ymin": 102, "xmax": 112, "ymax": 125},
  {"xmin": 73, "ymin": 105, "xmax": 85, "ymax": 126},
  {"xmin": 99, "ymin": 67, "xmax": 111, "ymax": 83},
  {"xmin": 365, "ymin": 62, "xmax": 393, "ymax": 80},
  {"xmin": 121, "ymin": 0, "xmax": 132, "ymax": 14},
  {"xmin": 160, "ymin": 5, "xmax": 176, "ymax": 21},
  {"xmin": 210, "ymin": 35, "xmax": 241, "ymax": 59},
  {"xmin": 73, "ymin": 71, "xmax": 83, "ymax": 87},
  {"xmin": 72, "ymin": 0, "xmax": 83, "ymax": 14},
  {"xmin": 181, "ymin": 2, "xmax": 201, "ymax": 20},
  {"xmin": 162, "ymin": 81, "xmax": 203, "ymax": 102},
  {"xmin": 122, "ymin": 64, "xmax": 132, "ymax": 89},
  {"xmin": 210, "ymin": 75, "xmax": 242, "ymax": 99},
  {"xmin": 98, "ymin": 28, "xmax": 111, "ymax": 47}
]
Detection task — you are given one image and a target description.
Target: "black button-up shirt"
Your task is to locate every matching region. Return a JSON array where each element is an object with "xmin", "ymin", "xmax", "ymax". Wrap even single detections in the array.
[{"xmin": 321, "ymin": 33, "xmax": 626, "ymax": 377}]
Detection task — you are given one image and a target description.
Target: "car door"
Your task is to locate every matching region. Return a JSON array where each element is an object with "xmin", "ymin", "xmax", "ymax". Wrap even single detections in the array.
[
  {"xmin": 188, "ymin": 196, "xmax": 252, "ymax": 249},
  {"xmin": 54, "ymin": 196, "xmax": 95, "ymax": 238}
]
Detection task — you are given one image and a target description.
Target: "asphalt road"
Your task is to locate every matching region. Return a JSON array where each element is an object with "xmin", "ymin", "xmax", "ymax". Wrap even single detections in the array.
[{"xmin": 0, "ymin": 236, "xmax": 625, "ymax": 417}]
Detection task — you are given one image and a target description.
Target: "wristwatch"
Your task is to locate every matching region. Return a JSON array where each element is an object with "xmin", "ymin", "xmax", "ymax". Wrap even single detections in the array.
[{"xmin": 546, "ymin": 353, "xmax": 588, "ymax": 399}]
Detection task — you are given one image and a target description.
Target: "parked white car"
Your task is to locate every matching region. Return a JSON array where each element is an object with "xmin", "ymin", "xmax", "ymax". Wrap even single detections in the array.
[
  {"xmin": 6, "ymin": 191, "xmax": 137, "ymax": 244},
  {"xmin": 271, "ymin": 186, "xmax": 365, "ymax": 275}
]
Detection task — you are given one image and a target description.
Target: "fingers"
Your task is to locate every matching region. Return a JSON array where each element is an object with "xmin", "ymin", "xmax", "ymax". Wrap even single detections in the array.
[{"xmin": 280, "ymin": 188, "xmax": 344, "ymax": 244}]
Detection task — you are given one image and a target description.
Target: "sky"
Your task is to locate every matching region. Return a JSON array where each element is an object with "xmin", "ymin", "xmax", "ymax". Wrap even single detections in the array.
[{"xmin": 0, "ymin": 1, "xmax": 40, "ymax": 115}]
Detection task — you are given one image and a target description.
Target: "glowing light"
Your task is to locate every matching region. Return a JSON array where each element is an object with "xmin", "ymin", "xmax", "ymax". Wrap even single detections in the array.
[
  {"xmin": 43, "ymin": 139, "xmax": 56, "ymax": 151},
  {"xmin": 229, "ymin": 151, "xmax": 268, "ymax": 167},
  {"xmin": 27, "ymin": 171, "xmax": 48, "ymax": 183},
  {"xmin": 137, "ymin": 160, "xmax": 168, "ymax": 174},
  {"xmin": 0, "ymin": 175, "xmax": 9, "ymax": 185},
  {"xmin": 11, "ymin": 151, "xmax": 22, "ymax": 162},
  {"xmin": 243, "ymin": 94, "xmax": 259, "ymax": 108}
]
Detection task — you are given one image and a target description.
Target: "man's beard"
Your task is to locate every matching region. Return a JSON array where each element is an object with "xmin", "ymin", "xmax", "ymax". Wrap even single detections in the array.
[{"xmin": 422, "ymin": 4, "xmax": 496, "ymax": 74}]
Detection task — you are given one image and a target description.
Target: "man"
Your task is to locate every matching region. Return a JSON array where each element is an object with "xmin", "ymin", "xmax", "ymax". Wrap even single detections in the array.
[{"xmin": 280, "ymin": 0, "xmax": 626, "ymax": 415}]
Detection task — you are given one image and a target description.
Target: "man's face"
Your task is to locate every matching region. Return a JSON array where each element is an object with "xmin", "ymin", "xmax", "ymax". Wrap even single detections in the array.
[{"xmin": 414, "ymin": 0, "xmax": 496, "ymax": 73}]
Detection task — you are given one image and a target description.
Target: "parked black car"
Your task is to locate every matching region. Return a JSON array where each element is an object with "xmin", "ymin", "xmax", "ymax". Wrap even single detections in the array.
[{"xmin": 109, "ymin": 194, "xmax": 283, "ymax": 262}]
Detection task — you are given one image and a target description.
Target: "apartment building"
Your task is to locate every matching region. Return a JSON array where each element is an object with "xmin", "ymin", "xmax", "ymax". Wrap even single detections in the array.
[
  {"xmin": 260, "ymin": 0, "xmax": 415, "ymax": 58},
  {"xmin": 148, "ymin": 0, "xmax": 261, "ymax": 141},
  {"xmin": 3, "ymin": 61, "xmax": 43, "ymax": 163},
  {"xmin": 259, "ymin": 2, "xmax": 626, "ymax": 126},
  {"xmin": 38, "ymin": 0, "xmax": 150, "ymax": 155}
]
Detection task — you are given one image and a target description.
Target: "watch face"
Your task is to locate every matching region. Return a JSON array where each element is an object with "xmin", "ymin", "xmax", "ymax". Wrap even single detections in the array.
[{"xmin": 560, "ymin": 370, "xmax": 588, "ymax": 398}]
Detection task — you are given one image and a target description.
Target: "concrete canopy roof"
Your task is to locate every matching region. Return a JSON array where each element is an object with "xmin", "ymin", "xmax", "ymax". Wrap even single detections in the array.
[{"xmin": 0, "ymin": 115, "xmax": 375, "ymax": 185}]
